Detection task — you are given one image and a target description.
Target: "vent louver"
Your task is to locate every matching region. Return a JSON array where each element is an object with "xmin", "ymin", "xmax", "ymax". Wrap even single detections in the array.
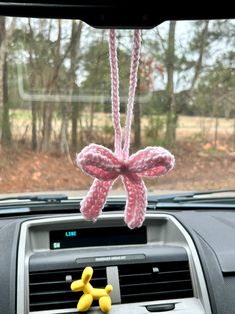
[
  {"xmin": 29, "ymin": 261, "xmax": 193, "ymax": 312},
  {"xmin": 118, "ymin": 261, "xmax": 193, "ymax": 303},
  {"xmin": 29, "ymin": 267, "xmax": 107, "ymax": 312}
]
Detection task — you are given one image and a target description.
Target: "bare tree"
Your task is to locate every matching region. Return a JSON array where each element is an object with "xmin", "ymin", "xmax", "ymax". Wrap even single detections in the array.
[
  {"xmin": 0, "ymin": 17, "xmax": 16, "ymax": 146},
  {"xmin": 134, "ymin": 78, "xmax": 141, "ymax": 147},
  {"xmin": 69, "ymin": 21, "xmax": 83, "ymax": 151},
  {"xmin": 165, "ymin": 21, "xmax": 177, "ymax": 146},
  {"xmin": 28, "ymin": 19, "xmax": 38, "ymax": 150},
  {"xmin": 41, "ymin": 20, "xmax": 62, "ymax": 152},
  {"xmin": 189, "ymin": 21, "xmax": 209, "ymax": 95}
]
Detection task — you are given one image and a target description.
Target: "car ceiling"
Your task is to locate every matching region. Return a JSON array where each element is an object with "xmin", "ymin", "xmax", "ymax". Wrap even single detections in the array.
[{"xmin": 0, "ymin": 1, "xmax": 234, "ymax": 28}]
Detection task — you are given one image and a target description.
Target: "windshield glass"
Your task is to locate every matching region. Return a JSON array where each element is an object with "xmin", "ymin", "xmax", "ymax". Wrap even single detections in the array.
[{"xmin": 0, "ymin": 17, "xmax": 234, "ymax": 194}]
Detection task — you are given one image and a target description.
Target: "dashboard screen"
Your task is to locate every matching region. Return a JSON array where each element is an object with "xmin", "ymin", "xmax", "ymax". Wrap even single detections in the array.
[{"xmin": 50, "ymin": 226, "xmax": 147, "ymax": 249}]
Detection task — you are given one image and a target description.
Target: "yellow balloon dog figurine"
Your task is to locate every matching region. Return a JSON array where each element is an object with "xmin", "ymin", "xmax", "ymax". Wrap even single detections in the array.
[{"xmin": 71, "ymin": 266, "xmax": 113, "ymax": 313}]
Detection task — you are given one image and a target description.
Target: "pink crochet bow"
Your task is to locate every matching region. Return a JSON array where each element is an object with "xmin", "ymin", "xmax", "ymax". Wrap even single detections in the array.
[{"xmin": 75, "ymin": 30, "xmax": 175, "ymax": 229}]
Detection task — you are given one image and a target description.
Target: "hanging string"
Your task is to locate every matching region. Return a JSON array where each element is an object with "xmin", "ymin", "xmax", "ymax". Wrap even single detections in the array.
[
  {"xmin": 122, "ymin": 29, "xmax": 142, "ymax": 160},
  {"xmin": 75, "ymin": 30, "xmax": 175, "ymax": 229},
  {"xmin": 109, "ymin": 29, "xmax": 122, "ymax": 157}
]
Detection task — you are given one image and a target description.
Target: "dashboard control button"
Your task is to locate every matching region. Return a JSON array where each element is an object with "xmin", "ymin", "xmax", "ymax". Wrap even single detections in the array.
[{"xmin": 146, "ymin": 303, "xmax": 175, "ymax": 312}]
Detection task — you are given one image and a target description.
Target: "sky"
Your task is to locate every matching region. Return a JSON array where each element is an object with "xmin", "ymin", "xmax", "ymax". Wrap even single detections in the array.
[{"xmin": 11, "ymin": 17, "xmax": 235, "ymax": 103}]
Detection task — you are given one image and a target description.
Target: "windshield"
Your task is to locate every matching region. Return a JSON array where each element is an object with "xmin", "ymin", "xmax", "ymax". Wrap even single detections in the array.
[{"xmin": 0, "ymin": 17, "xmax": 234, "ymax": 194}]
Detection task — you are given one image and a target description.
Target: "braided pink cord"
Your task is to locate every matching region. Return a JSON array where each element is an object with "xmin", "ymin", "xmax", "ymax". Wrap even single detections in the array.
[
  {"xmin": 123, "ymin": 29, "xmax": 142, "ymax": 160},
  {"xmin": 75, "ymin": 30, "xmax": 175, "ymax": 229},
  {"xmin": 109, "ymin": 29, "xmax": 122, "ymax": 157}
]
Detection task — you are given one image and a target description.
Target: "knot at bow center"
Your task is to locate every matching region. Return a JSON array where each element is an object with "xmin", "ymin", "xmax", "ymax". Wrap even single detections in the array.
[{"xmin": 119, "ymin": 161, "xmax": 129, "ymax": 175}]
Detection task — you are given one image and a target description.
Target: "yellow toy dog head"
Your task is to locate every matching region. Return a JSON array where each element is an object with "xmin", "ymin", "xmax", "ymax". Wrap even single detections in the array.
[
  {"xmin": 71, "ymin": 266, "xmax": 93, "ymax": 292},
  {"xmin": 71, "ymin": 266, "xmax": 113, "ymax": 313}
]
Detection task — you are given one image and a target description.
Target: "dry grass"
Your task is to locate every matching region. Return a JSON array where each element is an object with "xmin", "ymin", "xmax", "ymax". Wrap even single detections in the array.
[{"xmin": 10, "ymin": 109, "xmax": 234, "ymax": 143}]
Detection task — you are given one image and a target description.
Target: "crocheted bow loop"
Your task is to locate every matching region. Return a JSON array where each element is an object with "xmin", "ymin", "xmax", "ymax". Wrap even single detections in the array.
[{"xmin": 77, "ymin": 144, "xmax": 120, "ymax": 181}]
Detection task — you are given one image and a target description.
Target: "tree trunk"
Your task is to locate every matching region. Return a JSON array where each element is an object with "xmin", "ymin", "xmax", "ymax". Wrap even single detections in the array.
[
  {"xmin": 31, "ymin": 102, "xmax": 37, "ymax": 150},
  {"xmin": 165, "ymin": 21, "xmax": 177, "ymax": 147},
  {"xmin": 214, "ymin": 116, "xmax": 219, "ymax": 148},
  {"xmin": 42, "ymin": 103, "xmax": 53, "ymax": 152},
  {"xmin": 0, "ymin": 18, "xmax": 5, "ymax": 110},
  {"xmin": 71, "ymin": 101, "xmax": 79, "ymax": 149},
  {"xmin": 0, "ymin": 18, "xmax": 16, "ymax": 147},
  {"xmin": 134, "ymin": 78, "xmax": 141, "ymax": 148},
  {"xmin": 189, "ymin": 21, "xmax": 209, "ymax": 95},
  {"xmin": 233, "ymin": 118, "xmax": 235, "ymax": 151},
  {"xmin": 89, "ymin": 103, "xmax": 94, "ymax": 139},
  {"xmin": 0, "ymin": 17, "xmax": 12, "ymax": 146},
  {"xmin": 42, "ymin": 20, "xmax": 61, "ymax": 152},
  {"xmin": 134, "ymin": 100, "xmax": 141, "ymax": 148},
  {"xmin": 1, "ymin": 52, "xmax": 11, "ymax": 145},
  {"xmin": 213, "ymin": 98, "xmax": 219, "ymax": 148},
  {"xmin": 70, "ymin": 21, "xmax": 83, "ymax": 151},
  {"xmin": 59, "ymin": 103, "xmax": 69, "ymax": 155},
  {"xmin": 28, "ymin": 19, "xmax": 37, "ymax": 151}
]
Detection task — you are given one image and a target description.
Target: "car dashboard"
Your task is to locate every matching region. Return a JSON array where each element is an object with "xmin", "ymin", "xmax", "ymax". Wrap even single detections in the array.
[{"xmin": 1, "ymin": 198, "xmax": 235, "ymax": 314}]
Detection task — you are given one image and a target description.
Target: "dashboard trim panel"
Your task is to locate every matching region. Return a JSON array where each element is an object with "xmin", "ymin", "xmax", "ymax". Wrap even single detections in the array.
[{"xmin": 17, "ymin": 212, "xmax": 211, "ymax": 314}]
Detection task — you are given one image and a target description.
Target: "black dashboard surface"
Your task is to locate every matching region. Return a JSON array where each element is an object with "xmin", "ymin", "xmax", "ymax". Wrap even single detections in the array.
[
  {"xmin": 1, "ymin": 208, "xmax": 235, "ymax": 314},
  {"xmin": 171, "ymin": 211, "xmax": 235, "ymax": 273},
  {"xmin": 170, "ymin": 210, "xmax": 235, "ymax": 314}
]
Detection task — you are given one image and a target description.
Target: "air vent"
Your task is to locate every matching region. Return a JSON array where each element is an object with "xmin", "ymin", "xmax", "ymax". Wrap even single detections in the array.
[
  {"xmin": 118, "ymin": 261, "xmax": 193, "ymax": 303},
  {"xmin": 29, "ymin": 267, "xmax": 107, "ymax": 312},
  {"xmin": 29, "ymin": 261, "xmax": 193, "ymax": 311}
]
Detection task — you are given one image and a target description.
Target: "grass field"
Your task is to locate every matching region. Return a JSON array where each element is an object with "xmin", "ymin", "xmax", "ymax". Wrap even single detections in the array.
[
  {"xmin": 176, "ymin": 115, "xmax": 234, "ymax": 139},
  {"xmin": 10, "ymin": 109, "xmax": 234, "ymax": 145},
  {"xmin": 0, "ymin": 110, "xmax": 234, "ymax": 193}
]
